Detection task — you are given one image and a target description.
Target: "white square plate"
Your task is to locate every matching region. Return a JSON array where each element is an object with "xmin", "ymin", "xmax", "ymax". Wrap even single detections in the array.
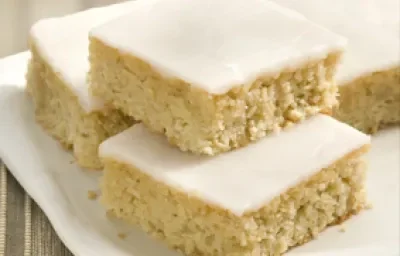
[{"xmin": 0, "ymin": 52, "xmax": 399, "ymax": 256}]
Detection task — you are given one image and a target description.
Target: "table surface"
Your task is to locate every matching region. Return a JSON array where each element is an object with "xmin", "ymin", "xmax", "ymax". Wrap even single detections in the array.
[
  {"xmin": 0, "ymin": 1, "xmax": 125, "ymax": 255},
  {"xmin": 0, "ymin": 162, "xmax": 73, "ymax": 256}
]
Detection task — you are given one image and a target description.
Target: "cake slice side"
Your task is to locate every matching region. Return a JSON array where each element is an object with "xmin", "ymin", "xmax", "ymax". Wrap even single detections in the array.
[
  {"xmin": 334, "ymin": 67, "xmax": 400, "ymax": 133},
  {"xmin": 26, "ymin": 41, "xmax": 134, "ymax": 169},
  {"xmin": 25, "ymin": 3, "xmax": 137, "ymax": 169}
]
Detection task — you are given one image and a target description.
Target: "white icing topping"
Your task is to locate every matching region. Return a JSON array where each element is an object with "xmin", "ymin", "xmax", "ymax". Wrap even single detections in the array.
[
  {"xmin": 30, "ymin": 1, "xmax": 137, "ymax": 112},
  {"xmin": 90, "ymin": 0, "xmax": 347, "ymax": 94},
  {"xmin": 272, "ymin": 0, "xmax": 400, "ymax": 84},
  {"xmin": 99, "ymin": 115, "xmax": 370, "ymax": 216}
]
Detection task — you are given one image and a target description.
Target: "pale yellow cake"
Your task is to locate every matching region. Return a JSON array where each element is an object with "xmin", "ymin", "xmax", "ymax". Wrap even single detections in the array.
[
  {"xmin": 99, "ymin": 115, "xmax": 370, "ymax": 256},
  {"xmin": 334, "ymin": 67, "xmax": 400, "ymax": 133},
  {"xmin": 26, "ymin": 3, "xmax": 136, "ymax": 169},
  {"xmin": 274, "ymin": 0, "xmax": 400, "ymax": 133},
  {"xmin": 89, "ymin": 0, "xmax": 347, "ymax": 156}
]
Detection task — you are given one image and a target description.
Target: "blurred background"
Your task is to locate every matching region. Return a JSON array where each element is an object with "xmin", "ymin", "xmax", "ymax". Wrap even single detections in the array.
[{"xmin": 0, "ymin": 0, "xmax": 125, "ymax": 58}]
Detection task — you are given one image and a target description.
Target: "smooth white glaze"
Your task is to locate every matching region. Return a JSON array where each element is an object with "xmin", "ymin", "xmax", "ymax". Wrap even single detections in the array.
[
  {"xmin": 90, "ymin": 0, "xmax": 347, "ymax": 94},
  {"xmin": 99, "ymin": 114, "xmax": 370, "ymax": 216},
  {"xmin": 273, "ymin": 0, "xmax": 400, "ymax": 84},
  {"xmin": 30, "ymin": 1, "xmax": 137, "ymax": 112}
]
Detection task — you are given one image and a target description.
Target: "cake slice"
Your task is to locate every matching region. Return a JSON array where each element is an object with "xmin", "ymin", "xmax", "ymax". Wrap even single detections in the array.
[
  {"xmin": 99, "ymin": 114, "xmax": 370, "ymax": 256},
  {"xmin": 26, "ymin": 2, "xmax": 137, "ymax": 169},
  {"xmin": 89, "ymin": 0, "xmax": 347, "ymax": 155},
  {"xmin": 273, "ymin": 0, "xmax": 400, "ymax": 133}
]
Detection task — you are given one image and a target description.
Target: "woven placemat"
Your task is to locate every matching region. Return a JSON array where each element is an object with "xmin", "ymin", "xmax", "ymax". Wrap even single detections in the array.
[{"xmin": 0, "ymin": 162, "xmax": 73, "ymax": 256}]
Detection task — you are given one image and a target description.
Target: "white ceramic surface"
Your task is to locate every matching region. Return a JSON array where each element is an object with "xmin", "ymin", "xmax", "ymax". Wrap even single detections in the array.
[{"xmin": 0, "ymin": 52, "xmax": 399, "ymax": 256}]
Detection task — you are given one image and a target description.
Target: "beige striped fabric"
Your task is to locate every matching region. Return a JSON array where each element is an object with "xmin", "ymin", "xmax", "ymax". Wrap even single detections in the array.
[{"xmin": 0, "ymin": 162, "xmax": 73, "ymax": 256}]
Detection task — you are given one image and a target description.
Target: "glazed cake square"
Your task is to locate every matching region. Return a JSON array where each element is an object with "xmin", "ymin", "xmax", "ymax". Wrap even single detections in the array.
[
  {"xmin": 26, "ymin": 2, "xmax": 136, "ymax": 169},
  {"xmin": 89, "ymin": 0, "xmax": 347, "ymax": 155},
  {"xmin": 274, "ymin": 0, "xmax": 400, "ymax": 133},
  {"xmin": 99, "ymin": 114, "xmax": 370, "ymax": 256}
]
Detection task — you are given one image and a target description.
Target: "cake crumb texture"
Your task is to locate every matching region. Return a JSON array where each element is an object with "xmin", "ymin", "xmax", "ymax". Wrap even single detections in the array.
[
  {"xmin": 89, "ymin": 38, "xmax": 341, "ymax": 155},
  {"xmin": 118, "ymin": 233, "xmax": 127, "ymax": 240},
  {"xmin": 101, "ymin": 146, "xmax": 368, "ymax": 256},
  {"xmin": 334, "ymin": 67, "xmax": 400, "ymax": 133},
  {"xmin": 87, "ymin": 190, "xmax": 98, "ymax": 200},
  {"xmin": 26, "ymin": 41, "xmax": 134, "ymax": 169}
]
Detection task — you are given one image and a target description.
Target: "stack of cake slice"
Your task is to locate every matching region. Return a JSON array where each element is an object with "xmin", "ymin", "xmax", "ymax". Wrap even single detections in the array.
[
  {"xmin": 84, "ymin": 0, "xmax": 371, "ymax": 255},
  {"xmin": 24, "ymin": 0, "xmax": 378, "ymax": 255}
]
